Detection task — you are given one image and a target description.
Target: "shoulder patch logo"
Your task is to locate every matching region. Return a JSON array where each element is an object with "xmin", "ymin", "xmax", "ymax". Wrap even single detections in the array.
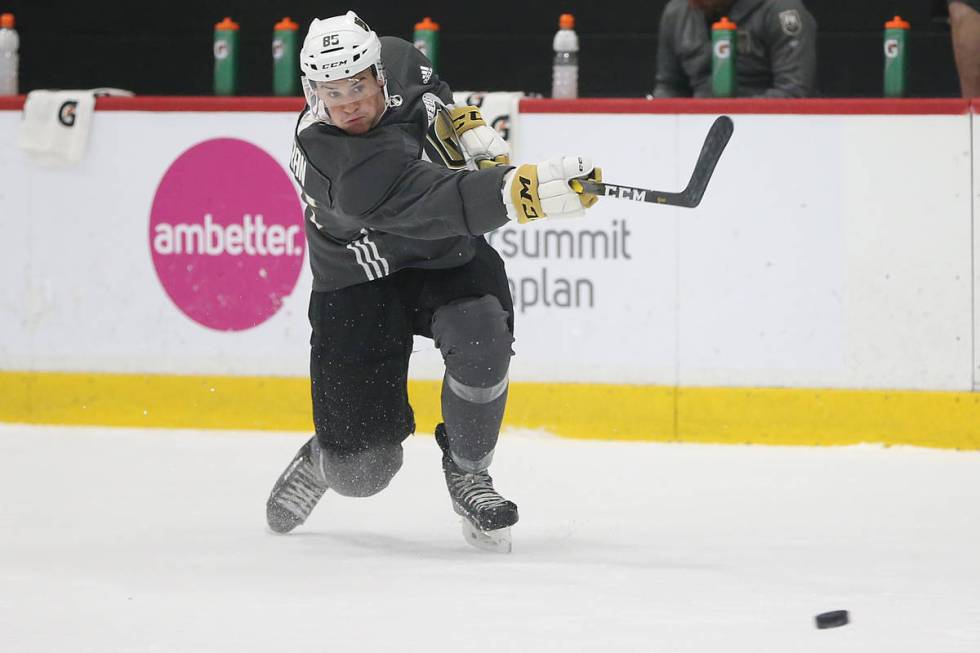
[
  {"xmin": 386, "ymin": 94, "xmax": 404, "ymax": 108},
  {"xmin": 778, "ymin": 9, "xmax": 802, "ymax": 36},
  {"xmin": 420, "ymin": 65, "xmax": 433, "ymax": 84}
]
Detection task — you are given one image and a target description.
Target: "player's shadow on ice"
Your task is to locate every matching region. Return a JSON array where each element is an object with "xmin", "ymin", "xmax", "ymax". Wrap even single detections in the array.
[
  {"xmin": 287, "ymin": 529, "xmax": 477, "ymax": 559},
  {"xmin": 285, "ymin": 529, "xmax": 726, "ymax": 572}
]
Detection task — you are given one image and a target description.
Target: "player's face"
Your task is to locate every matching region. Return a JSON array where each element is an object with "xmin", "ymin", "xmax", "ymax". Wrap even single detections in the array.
[{"xmin": 315, "ymin": 72, "xmax": 386, "ymax": 135}]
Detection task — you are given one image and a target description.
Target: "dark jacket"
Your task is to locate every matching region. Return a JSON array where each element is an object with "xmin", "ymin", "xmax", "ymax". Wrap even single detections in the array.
[
  {"xmin": 654, "ymin": 0, "xmax": 817, "ymax": 98},
  {"xmin": 291, "ymin": 37, "xmax": 512, "ymax": 291}
]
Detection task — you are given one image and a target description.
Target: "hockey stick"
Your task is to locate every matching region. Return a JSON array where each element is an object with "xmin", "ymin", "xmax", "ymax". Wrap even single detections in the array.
[{"xmin": 575, "ymin": 115, "xmax": 734, "ymax": 208}]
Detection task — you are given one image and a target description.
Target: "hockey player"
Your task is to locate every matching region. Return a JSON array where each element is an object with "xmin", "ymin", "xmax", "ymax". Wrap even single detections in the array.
[{"xmin": 265, "ymin": 11, "xmax": 601, "ymax": 552}]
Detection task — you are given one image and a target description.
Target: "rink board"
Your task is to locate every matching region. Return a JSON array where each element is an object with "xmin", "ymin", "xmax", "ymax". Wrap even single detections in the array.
[
  {"xmin": 0, "ymin": 97, "xmax": 978, "ymax": 447},
  {"xmin": 3, "ymin": 370, "xmax": 980, "ymax": 448},
  {"xmin": 974, "ymin": 99, "xmax": 980, "ymax": 391}
]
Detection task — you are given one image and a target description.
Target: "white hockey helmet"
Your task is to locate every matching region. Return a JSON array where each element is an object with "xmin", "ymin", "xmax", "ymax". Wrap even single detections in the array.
[{"xmin": 300, "ymin": 11, "xmax": 386, "ymax": 122}]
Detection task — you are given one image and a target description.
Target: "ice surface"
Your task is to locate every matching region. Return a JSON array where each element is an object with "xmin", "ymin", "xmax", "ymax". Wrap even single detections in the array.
[{"xmin": 1, "ymin": 424, "xmax": 978, "ymax": 652}]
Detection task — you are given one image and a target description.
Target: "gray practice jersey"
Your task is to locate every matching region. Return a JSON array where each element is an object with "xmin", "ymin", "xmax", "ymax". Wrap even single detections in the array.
[
  {"xmin": 654, "ymin": 0, "xmax": 817, "ymax": 98},
  {"xmin": 290, "ymin": 37, "xmax": 513, "ymax": 292}
]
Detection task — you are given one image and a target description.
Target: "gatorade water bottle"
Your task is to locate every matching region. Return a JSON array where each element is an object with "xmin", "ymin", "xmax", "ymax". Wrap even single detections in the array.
[
  {"xmin": 711, "ymin": 16, "xmax": 737, "ymax": 98},
  {"xmin": 883, "ymin": 16, "xmax": 910, "ymax": 98},
  {"xmin": 213, "ymin": 17, "xmax": 239, "ymax": 96},
  {"xmin": 0, "ymin": 13, "xmax": 18, "ymax": 96},
  {"xmin": 413, "ymin": 17, "xmax": 440, "ymax": 72},
  {"xmin": 273, "ymin": 17, "xmax": 299, "ymax": 96},
  {"xmin": 551, "ymin": 13, "xmax": 579, "ymax": 99}
]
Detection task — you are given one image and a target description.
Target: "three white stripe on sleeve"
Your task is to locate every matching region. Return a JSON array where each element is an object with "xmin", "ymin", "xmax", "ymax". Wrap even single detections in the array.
[{"xmin": 346, "ymin": 229, "xmax": 391, "ymax": 281}]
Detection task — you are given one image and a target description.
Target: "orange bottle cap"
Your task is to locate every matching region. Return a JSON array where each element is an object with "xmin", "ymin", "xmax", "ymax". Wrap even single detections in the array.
[
  {"xmin": 712, "ymin": 16, "xmax": 737, "ymax": 31},
  {"xmin": 885, "ymin": 15, "xmax": 910, "ymax": 30},
  {"xmin": 415, "ymin": 16, "xmax": 440, "ymax": 31},
  {"xmin": 0, "ymin": 13, "xmax": 14, "ymax": 29},
  {"xmin": 215, "ymin": 17, "xmax": 239, "ymax": 31},
  {"xmin": 275, "ymin": 17, "xmax": 298, "ymax": 31},
  {"xmin": 559, "ymin": 13, "xmax": 575, "ymax": 29}
]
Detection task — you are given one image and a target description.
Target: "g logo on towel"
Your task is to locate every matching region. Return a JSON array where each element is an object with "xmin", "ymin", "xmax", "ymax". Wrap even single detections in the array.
[
  {"xmin": 58, "ymin": 101, "xmax": 78, "ymax": 127},
  {"xmin": 491, "ymin": 115, "xmax": 511, "ymax": 142}
]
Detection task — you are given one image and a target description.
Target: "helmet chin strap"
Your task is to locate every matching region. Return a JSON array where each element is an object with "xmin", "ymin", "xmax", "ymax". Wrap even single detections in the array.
[{"xmin": 373, "ymin": 63, "xmax": 391, "ymax": 124}]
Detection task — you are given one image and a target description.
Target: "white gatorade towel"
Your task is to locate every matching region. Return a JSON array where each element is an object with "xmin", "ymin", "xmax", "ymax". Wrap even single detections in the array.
[
  {"xmin": 451, "ymin": 90, "xmax": 523, "ymax": 144},
  {"xmin": 17, "ymin": 88, "xmax": 130, "ymax": 165}
]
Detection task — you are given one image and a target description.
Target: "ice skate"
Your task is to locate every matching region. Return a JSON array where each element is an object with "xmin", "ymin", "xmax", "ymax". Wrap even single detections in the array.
[
  {"xmin": 266, "ymin": 436, "xmax": 329, "ymax": 534},
  {"xmin": 435, "ymin": 423, "xmax": 518, "ymax": 553}
]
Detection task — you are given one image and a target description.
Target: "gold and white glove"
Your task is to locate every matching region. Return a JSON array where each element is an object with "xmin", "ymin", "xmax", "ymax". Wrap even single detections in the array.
[
  {"xmin": 502, "ymin": 156, "xmax": 602, "ymax": 223},
  {"xmin": 447, "ymin": 105, "xmax": 510, "ymax": 169}
]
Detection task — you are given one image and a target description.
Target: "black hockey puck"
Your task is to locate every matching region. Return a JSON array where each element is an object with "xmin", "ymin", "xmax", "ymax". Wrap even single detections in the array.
[{"xmin": 815, "ymin": 610, "xmax": 849, "ymax": 629}]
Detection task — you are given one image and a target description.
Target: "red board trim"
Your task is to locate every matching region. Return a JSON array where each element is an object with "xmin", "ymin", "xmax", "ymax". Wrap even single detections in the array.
[
  {"xmin": 519, "ymin": 98, "xmax": 971, "ymax": 115},
  {"xmin": 0, "ymin": 95, "xmax": 26, "ymax": 110},
  {"xmin": 0, "ymin": 96, "xmax": 305, "ymax": 112}
]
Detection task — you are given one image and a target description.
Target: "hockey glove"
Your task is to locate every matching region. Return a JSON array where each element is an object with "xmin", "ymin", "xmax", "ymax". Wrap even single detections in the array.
[
  {"xmin": 425, "ymin": 103, "xmax": 510, "ymax": 171},
  {"xmin": 448, "ymin": 105, "xmax": 511, "ymax": 169},
  {"xmin": 502, "ymin": 156, "xmax": 602, "ymax": 223},
  {"xmin": 426, "ymin": 105, "xmax": 468, "ymax": 169}
]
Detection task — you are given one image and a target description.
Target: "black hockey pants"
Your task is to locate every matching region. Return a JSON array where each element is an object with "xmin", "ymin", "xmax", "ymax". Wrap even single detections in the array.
[{"xmin": 308, "ymin": 237, "xmax": 514, "ymax": 495}]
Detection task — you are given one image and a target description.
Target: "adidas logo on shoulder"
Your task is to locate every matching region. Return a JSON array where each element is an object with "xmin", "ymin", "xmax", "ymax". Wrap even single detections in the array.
[{"xmin": 420, "ymin": 65, "xmax": 433, "ymax": 84}]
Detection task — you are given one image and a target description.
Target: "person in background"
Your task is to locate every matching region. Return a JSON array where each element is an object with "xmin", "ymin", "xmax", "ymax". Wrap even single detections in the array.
[
  {"xmin": 654, "ymin": 0, "xmax": 817, "ymax": 98},
  {"xmin": 950, "ymin": 0, "xmax": 980, "ymax": 97}
]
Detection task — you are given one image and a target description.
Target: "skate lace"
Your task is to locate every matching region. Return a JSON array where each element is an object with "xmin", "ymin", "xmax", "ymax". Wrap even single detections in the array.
[
  {"xmin": 276, "ymin": 460, "xmax": 326, "ymax": 518},
  {"xmin": 449, "ymin": 470, "xmax": 509, "ymax": 512}
]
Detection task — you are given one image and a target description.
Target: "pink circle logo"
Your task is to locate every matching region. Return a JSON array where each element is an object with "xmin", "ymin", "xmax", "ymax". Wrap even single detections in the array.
[{"xmin": 149, "ymin": 138, "xmax": 305, "ymax": 331}]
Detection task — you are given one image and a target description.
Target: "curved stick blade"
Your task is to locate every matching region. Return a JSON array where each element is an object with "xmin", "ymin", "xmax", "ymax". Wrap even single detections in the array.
[{"xmin": 680, "ymin": 115, "xmax": 734, "ymax": 208}]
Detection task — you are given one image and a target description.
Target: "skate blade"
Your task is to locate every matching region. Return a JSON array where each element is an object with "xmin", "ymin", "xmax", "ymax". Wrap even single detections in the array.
[{"xmin": 460, "ymin": 519, "xmax": 512, "ymax": 554}]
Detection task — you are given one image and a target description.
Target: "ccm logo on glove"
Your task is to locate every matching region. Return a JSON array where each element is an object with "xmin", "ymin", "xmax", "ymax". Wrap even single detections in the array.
[
  {"xmin": 503, "ymin": 156, "xmax": 600, "ymax": 224},
  {"xmin": 516, "ymin": 168, "xmax": 542, "ymax": 221}
]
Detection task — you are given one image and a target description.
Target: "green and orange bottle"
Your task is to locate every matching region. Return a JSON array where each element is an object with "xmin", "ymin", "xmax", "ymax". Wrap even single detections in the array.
[
  {"xmin": 883, "ymin": 16, "xmax": 910, "ymax": 98},
  {"xmin": 213, "ymin": 17, "xmax": 240, "ymax": 96},
  {"xmin": 413, "ymin": 17, "xmax": 440, "ymax": 72},
  {"xmin": 711, "ymin": 16, "xmax": 737, "ymax": 98},
  {"xmin": 273, "ymin": 17, "xmax": 299, "ymax": 96}
]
